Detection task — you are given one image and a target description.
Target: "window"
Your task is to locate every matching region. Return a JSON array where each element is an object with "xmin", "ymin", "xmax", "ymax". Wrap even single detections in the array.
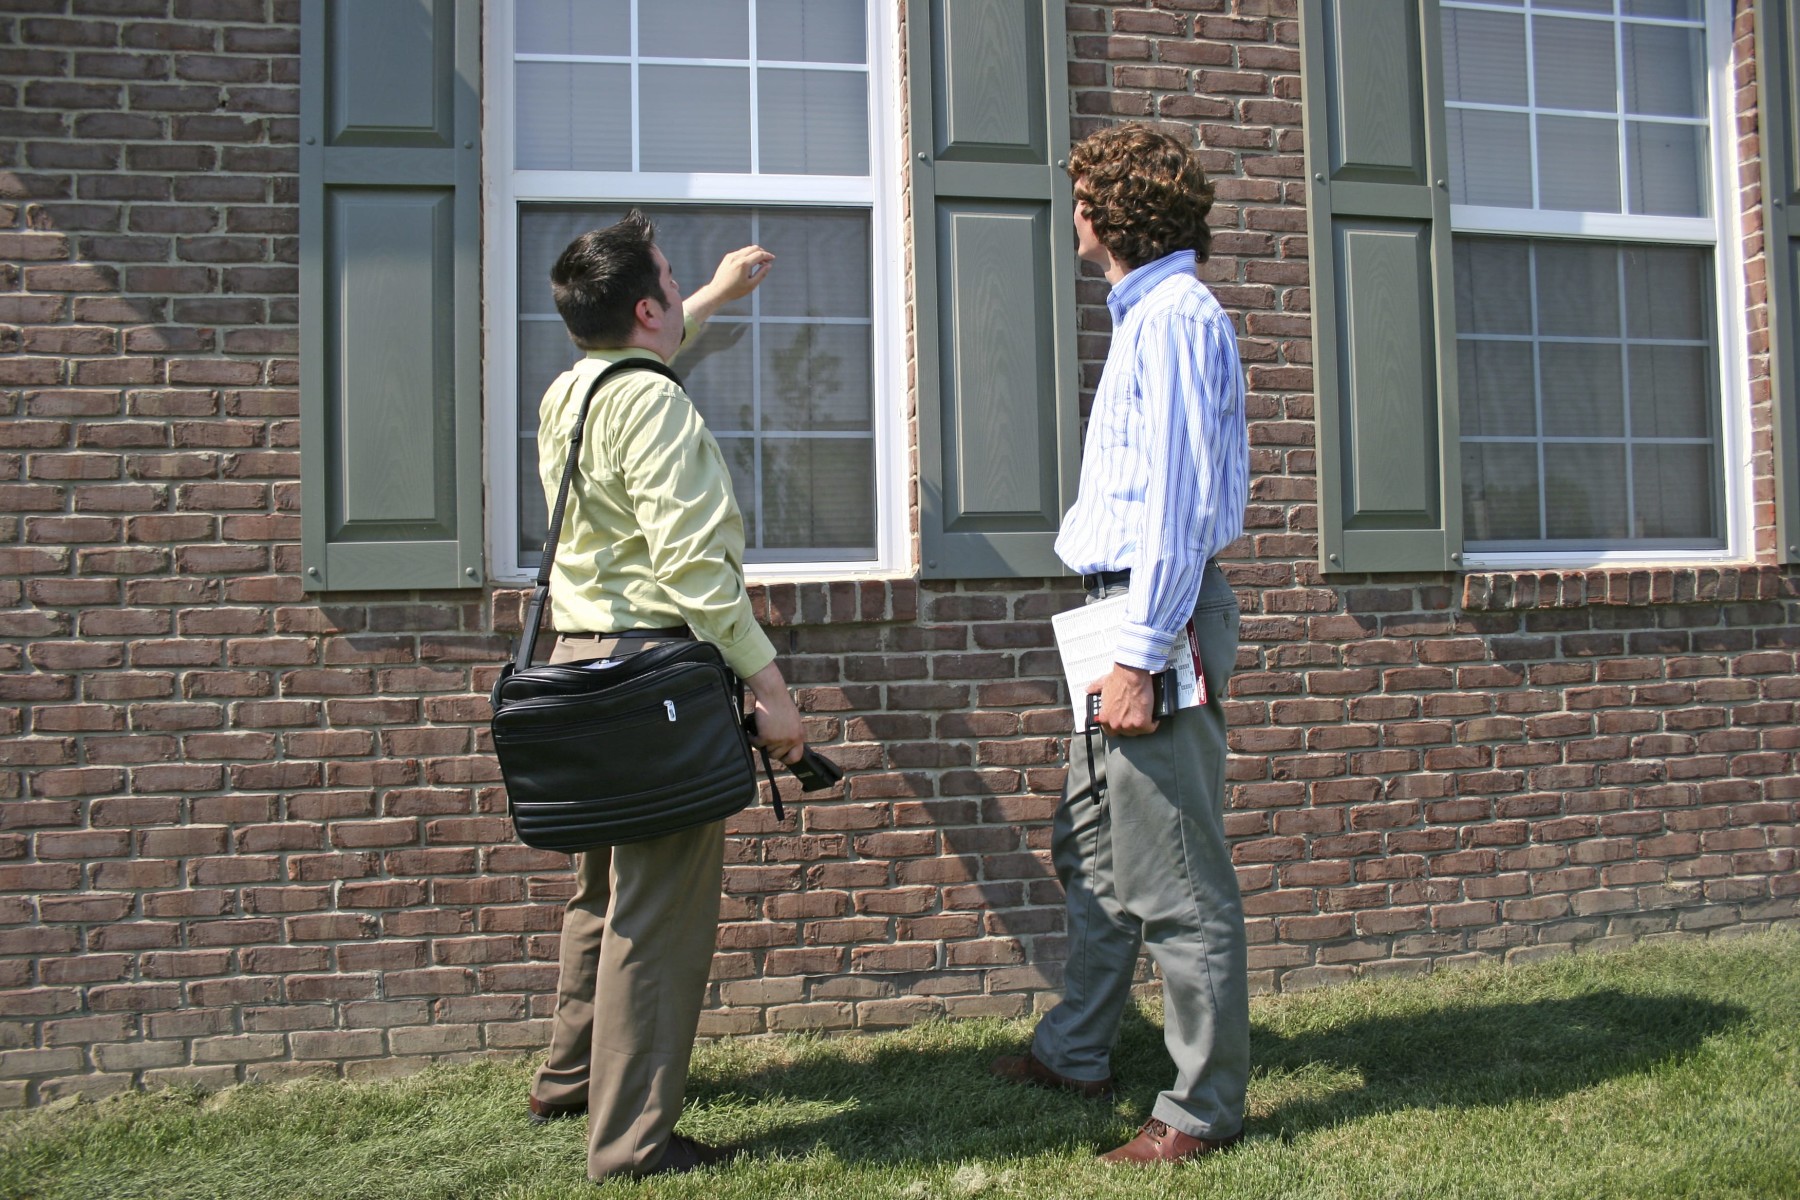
[
  {"xmin": 1440, "ymin": 0, "xmax": 1744, "ymax": 560},
  {"xmin": 485, "ymin": 0, "xmax": 902, "ymax": 580}
]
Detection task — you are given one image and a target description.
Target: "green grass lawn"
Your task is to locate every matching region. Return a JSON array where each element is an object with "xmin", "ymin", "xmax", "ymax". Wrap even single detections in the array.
[{"xmin": 4, "ymin": 930, "xmax": 1797, "ymax": 1200}]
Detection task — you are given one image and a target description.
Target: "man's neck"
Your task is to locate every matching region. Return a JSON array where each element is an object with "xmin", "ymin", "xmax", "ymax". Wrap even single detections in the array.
[{"xmin": 590, "ymin": 332, "xmax": 666, "ymax": 362}]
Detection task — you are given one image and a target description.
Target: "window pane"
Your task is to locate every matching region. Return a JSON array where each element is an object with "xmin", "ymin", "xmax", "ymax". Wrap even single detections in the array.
[
  {"xmin": 1544, "ymin": 444, "xmax": 1629, "ymax": 540},
  {"xmin": 1453, "ymin": 235, "xmax": 1723, "ymax": 552},
  {"xmin": 1627, "ymin": 121, "xmax": 1708, "ymax": 218},
  {"xmin": 519, "ymin": 203, "xmax": 876, "ymax": 561},
  {"xmin": 519, "ymin": 438, "xmax": 548, "ymax": 558},
  {"xmin": 1540, "ymin": 343, "xmax": 1624, "ymax": 437},
  {"xmin": 1458, "ymin": 340, "xmax": 1537, "ymax": 436},
  {"xmin": 518, "ymin": 319, "xmax": 574, "ymax": 417},
  {"xmin": 1536, "ymin": 242, "xmax": 1620, "ymax": 337},
  {"xmin": 1447, "ymin": 109, "xmax": 1532, "ymax": 208},
  {"xmin": 759, "ymin": 68, "xmax": 869, "ymax": 175},
  {"xmin": 760, "ymin": 324, "xmax": 872, "ymax": 431},
  {"xmin": 1628, "ymin": 345, "xmax": 1712, "ymax": 439},
  {"xmin": 639, "ymin": 66, "xmax": 751, "ymax": 172},
  {"xmin": 1625, "ymin": 24, "xmax": 1705, "ymax": 117},
  {"xmin": 1441, "ymin": 9, "xmax": 1526, "ymax": 105},
  {"xmin": 647, "ymin": 207, "xmax": 755, "ymax": 315},
  {"xmin": 518, "ymin": 206, "xmax": 622, "ymax": 316},
  {"xmin": 762, "ymin": 438, "xmax": 876, "ymax": 550},
  {"xmin": 1454, "ymin": 238, "xmax": 1532, "ymax": 334},
  {"xmin": 1533, "ymin": 16, "xmax": 1616, "ymax": 112},
  {"xmin": 1463, "ymin": 443, "xmax": 1541, "ymax": 542},
  {"xmin": 516, "ymin": 0, "xmax": 629, "ymax": 56},
  {"xmin": 1537, "ymin": 116, "xmax": 1621, "ymax": 212},
  {"xmin": 757, "ymin": 209, "xmax": 871, "ymax": 318},
  {"xmin": 1535, "ymin": 0, "xmax": 1610, "ymax": 11},
  {"xmin": 1633, "ymin": 444, "xmax": 1720, "ymax": 539},
  {"xmin": 639, "ymin": 0, "xmax": 748, "ymax": 59},
  {"xmin": 1623, "ymin": 1, "xmax": 1702, "ymax": 22},
  {"xmin": 1626, "ymin": 246, "xmax": 1709, "ymax": 339},
  {"xmin": 758, "ymin": 0, "xmax": 867, "ymax": 64},
  {"xmin": 681, "ymin": 322, "xmax": 756, "ymax": 431},
  {"xmin": 716, "ymin": 436, "xmax": 757, "ymax": 545},
  {"xmin": 515, "ymin": 63, "xmax": 631, "ymax": 171},
  {"xmin": 518, "ymin": 313, "xmax": 569, "ymax": 567},
  {"xmin": 1440, "ymin": 2, "xmax": 1718, "ymax": 225}
]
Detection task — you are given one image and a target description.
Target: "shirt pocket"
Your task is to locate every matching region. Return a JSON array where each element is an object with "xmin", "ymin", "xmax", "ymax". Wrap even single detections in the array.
[{"xmin": 1094, "ymin": 385, "xmax": 1137, "ymax": 452}]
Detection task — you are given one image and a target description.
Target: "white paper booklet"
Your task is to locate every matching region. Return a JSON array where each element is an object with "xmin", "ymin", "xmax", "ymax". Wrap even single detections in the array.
[{"xmin": 1050, "ymin": 593, "xmax": 1204, "ymax": 730}]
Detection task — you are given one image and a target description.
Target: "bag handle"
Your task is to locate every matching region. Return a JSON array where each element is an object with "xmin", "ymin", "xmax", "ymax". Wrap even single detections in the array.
[
  {"xmin": 513, "ymin": 357, "xmax": 684, "ymax": 673},
  {"xmin": 741, "ymin": 700, "xmax": 785, "ymax": 823}
]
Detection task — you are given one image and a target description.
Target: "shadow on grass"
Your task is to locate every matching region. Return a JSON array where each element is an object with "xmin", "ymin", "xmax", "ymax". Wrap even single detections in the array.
[
  {"xmin": 692, "ymin": 988, "xmax": 1747, "ymax": 1165},
  {"xmin": 1236, "ymin": 988, "xmax": 1746, "ymax": 1140}
]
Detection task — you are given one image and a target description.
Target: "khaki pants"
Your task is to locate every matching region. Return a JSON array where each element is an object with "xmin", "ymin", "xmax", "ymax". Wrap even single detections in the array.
[
  {"xmin": 531, "ymin": 633, "xmax": 726, "ymax": 1180},
  {"xmin": 1031, "ymin": 564, "xmax": 1249, "ymax": 1139}
]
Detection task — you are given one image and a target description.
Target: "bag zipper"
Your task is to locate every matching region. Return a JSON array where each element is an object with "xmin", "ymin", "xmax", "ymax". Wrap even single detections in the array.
[{"xmin": 495, "ymin": 662, "xmax": 728, "ymax": 716}]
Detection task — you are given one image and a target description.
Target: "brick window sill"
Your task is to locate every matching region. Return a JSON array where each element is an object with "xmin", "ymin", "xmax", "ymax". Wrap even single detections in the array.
[
  {"xmin": 493, "ymin": 577, "xmax": 919, "ymax": 631},
  {"xmin": 746, "ymin": 577, "xmax": 919, "ymax": 627},
  {"xmin": 1460, "ymin": 565, "xmax": 1797, "ymax": 611}
]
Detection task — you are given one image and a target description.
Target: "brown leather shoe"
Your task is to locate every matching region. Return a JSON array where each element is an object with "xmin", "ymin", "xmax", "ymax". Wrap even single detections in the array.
[
  {"xmin": 1099, "ymin": 1118, "xmax": 1243, "ymax": 1165},
  {"xmin": 527, "ymin": 1095, "xmax": 586, "ymax": 1125},
  {"xmin": 989, "ymin": 1051, "xmax": 1115, "ymax": 1100},
  {"xmin": 642, "ymin": 1132, "xmax": 738, "ymax": 1176}
]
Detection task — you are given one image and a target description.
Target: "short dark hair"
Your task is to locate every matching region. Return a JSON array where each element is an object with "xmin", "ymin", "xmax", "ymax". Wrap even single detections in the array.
[
  {"xmin": 1067, "ymin": 123, "xmax": 1215, "ymax": 269},
  {"xmin": 550, "ymin": 209, "xmax": 664, "ymax": 350}
]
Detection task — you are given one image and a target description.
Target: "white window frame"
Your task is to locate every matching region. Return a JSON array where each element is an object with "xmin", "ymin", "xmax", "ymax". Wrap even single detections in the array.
[
  {"xmin": 481, "ymin": 0, "xmax": 908, "ymax": 584},
  {"xmin": 1447, "ymin": 0, "xmax": 1752, "ymax": 570}
]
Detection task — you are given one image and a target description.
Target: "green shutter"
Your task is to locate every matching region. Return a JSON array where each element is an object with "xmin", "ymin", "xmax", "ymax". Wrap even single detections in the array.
[
  {"xmin": 909, "ymin": 0, "xmax": 1080, "ymax": 579},
  {"xmin": 299, "ymin": 0, "xmax": 484, "ymax": 591},
  {"xmin": 1300, "ymin": 0, "xmax": 1461, "ymax": 573},
  {"xmin": 1759, "ymin": 0, "xmax": 1800, "ymax": 564}
]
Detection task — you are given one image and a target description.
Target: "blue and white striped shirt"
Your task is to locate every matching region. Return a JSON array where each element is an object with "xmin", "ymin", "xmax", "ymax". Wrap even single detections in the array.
[{"xmin": 1054, "ymin": 250, "xmax": 1249, "ymax": 672}]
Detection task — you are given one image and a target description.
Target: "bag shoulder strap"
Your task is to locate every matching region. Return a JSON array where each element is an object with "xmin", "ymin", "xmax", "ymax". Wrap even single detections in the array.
[{"xmin": 513, "ymin": 357, "xmax": 684, "ymax": 672}]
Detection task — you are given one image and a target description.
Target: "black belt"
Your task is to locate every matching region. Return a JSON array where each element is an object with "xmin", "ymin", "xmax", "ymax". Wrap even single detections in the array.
[{"xmin": 1080, "ymin": 562, "xmax": 1223, "ymax": 595}]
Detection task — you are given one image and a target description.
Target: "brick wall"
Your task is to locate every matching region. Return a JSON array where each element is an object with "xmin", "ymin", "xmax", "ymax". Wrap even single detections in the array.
[{"xmin": 2, "ymin": 0, "xmax": 1796, "ymax": 1106}]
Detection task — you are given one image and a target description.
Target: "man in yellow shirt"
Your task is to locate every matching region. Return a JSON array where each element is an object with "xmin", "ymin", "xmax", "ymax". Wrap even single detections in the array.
[{"xmin": 524, "ymin": 210, "xmax": 806, "ymax": 1181}]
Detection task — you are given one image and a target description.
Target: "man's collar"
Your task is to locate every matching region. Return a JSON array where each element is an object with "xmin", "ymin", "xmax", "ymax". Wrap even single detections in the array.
[
  {"xmin": 582, "ymin": 344, "xmax": 671, "ymax": 368},
  {"xmin": 1106, "ymin": 250, "xmax": 1197, "ymax": 323}
]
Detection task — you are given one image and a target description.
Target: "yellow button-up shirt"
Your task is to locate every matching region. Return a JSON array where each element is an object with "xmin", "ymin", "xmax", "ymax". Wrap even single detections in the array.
[{"xmin": 537, "ymin": 320, "xmax": 777, "ymax": 679}]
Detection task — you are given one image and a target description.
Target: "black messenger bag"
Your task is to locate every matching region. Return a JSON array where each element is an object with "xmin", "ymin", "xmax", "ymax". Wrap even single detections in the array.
[{"xmin": 490, "ymin": 359, "xmax": 780, "ymax": 851}]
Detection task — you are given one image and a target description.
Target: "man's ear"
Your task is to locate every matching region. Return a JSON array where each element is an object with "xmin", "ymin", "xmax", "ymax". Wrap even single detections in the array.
[{"xmin": 634, "ymin": 294, "xmax": 667, "ymax": 331}]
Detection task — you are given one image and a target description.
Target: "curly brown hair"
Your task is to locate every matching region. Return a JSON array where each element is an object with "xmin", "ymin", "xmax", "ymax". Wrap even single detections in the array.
[{"xmin": 1067, "ymin": 123, "xmax": 1214, "ymax": 270}]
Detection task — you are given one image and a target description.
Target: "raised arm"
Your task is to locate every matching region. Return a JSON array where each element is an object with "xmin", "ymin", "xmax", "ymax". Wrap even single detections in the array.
[{"xmin": 684, "ymin": 245, "xmax": 775, "ymax": 326}]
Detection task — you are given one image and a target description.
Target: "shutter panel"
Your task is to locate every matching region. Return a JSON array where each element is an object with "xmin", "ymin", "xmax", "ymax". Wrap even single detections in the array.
[
  {"xmin": 909, "ymin": 0, "xmax": 1080, "ymax": 579},
  {"xmin": 1300, "ymin": 0, "xmax": 1461, "ymax": 573},
  {"xmin": 1758, "ymin": 0, "xmax": 1800, "ymax": 564},
  {"xmin": 299, "ymin": 0, "xmax": 484, "ymax": 591}
]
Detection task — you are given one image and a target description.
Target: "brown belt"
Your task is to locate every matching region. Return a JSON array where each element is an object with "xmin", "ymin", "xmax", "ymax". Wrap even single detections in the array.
[{"xmin": 554, "ymin": 625, "xmax": 690, "ymax": 639}]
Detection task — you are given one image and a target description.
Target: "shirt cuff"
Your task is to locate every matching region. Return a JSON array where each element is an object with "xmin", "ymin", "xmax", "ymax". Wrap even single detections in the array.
[
  {"xmin": 716, "ymin": 622, "xmax": 778, "ymax": 680},
  {"xmin": 1115, "ymin": 622, "xmax": 1179, "ymax": 673}
]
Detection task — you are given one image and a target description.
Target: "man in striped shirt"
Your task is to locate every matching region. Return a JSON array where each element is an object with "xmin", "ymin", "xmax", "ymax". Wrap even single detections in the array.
[{"xmin": 991, "ymin": 124, "xmax": 1251, "ymax": 1165}]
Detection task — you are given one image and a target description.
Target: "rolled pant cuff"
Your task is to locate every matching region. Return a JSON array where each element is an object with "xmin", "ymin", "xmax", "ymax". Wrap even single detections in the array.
[{"xmin": 1150, "ymin": 1097, "xmax": 1241, "ymax": 1142}]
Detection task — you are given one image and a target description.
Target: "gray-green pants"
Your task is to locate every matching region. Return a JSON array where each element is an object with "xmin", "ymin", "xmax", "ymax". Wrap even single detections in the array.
[{"xmin": 1032, "ymin": 563, "xmax": 1248, "ymax": 1140}]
